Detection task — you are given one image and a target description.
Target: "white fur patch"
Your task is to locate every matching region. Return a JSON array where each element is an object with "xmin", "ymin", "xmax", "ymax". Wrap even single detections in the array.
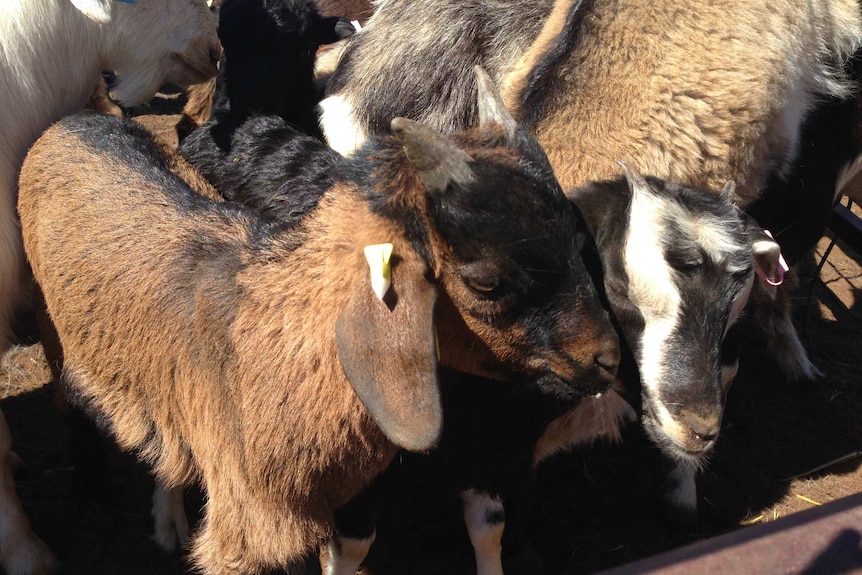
[
  {"xmin": 461, "ymin": 490, "xmax": 505, "ymax": 575},
  {"xmin": 319, "ymin": 95, "xmax": 368, "ymax": 156},
  {"xmin": 69, "ymin": 0, "xmax": 113, "ymax": 24},
  {"xmin": 685, "ymin": 214, "xmax": 750, "ymax": 274},
  {"xmin": 325, "ymin": 532, "xmax": 376, "ymax": 575},
  {"xmin": 624, "ymin": 189, "xmax": 681, "ymax": 409}
]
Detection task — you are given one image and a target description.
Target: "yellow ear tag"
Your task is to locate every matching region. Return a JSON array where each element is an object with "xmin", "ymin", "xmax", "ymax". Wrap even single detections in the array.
[{"xmin": 364, "ymin": 243, "xmax": 393, "ymax": 301}]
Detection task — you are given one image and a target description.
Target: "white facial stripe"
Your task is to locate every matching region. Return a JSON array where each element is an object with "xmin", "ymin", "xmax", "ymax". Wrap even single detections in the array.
[
  {"xmin": 624, "ymin": 191, "xmax": 681, "ymax": 399},
  {"xmin": 319, "ymin": 95, "xmax": 368, "ymax": 156}
]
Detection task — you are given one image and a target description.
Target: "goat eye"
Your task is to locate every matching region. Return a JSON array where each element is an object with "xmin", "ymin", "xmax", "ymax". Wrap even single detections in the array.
[
  {"xmin": 666, "ymin": 251, "xmax": 704, "ymax": 274},
  {"xmin": 456, "ymin": 263, "xmax": 510, "ymax": 299},
  {"xmin": 672, "ymin": 261, "xmax": 701, "ymax": 274},
  {"xmin": 466, "ymin": 278, "xmax": 502, "ymax": 295},
  {"xmin": 732, "ymin": 265, "xmax": 754, "ymax": 279},
  {"xmin": 461, "ymin": 274, "xmax": 511, "ymax": 299}
]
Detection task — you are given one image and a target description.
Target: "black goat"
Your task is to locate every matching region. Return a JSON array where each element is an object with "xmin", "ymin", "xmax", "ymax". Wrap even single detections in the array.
[{"xmin": 214, "ymin": 0, "xmax": 354, "ymax": 136}]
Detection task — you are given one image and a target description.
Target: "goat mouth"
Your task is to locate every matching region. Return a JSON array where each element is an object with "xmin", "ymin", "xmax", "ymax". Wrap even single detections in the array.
[
  {"xmin": 535, "ymin": 366, "xmax": 612, "ymax": 400},
  {"xmin": 641, "ymin": 406, "xmax": 716, "ymax": 462}
]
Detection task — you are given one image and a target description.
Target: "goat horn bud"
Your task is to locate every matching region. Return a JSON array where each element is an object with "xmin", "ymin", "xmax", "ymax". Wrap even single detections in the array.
[
  {"xmin": 475, "ymin": 66, "xmax": 518, "ymax": 140},
  {"xmin": 364, "ymin": 243, "xmax": 394, "ymax": 301}
]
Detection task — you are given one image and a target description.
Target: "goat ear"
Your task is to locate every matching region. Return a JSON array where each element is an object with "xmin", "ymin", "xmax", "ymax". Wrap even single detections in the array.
[
  {"xmin": 69, "ymin": 0, "xmax": 114, "ymax": 24},
  {"xmin": 750, "ymin": 227, "xmax": 786, "ymax": 300},
  {"xmin": 474, "ymin": 66, "xmax": 518, "ymax": 140},
  {"xmin": 391, "ymin": 117, "xmax": 475, "ymax": 194},
  {"xmin": 335, "ymin": 253, "xmax": 442, "ymax": 452}
]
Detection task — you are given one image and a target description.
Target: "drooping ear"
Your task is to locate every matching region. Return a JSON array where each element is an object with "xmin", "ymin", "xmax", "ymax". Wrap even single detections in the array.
[
  {"xmin": 474, "ymin": 66, "xmax": 518, "ymax": 141},
  {"xmin": 335, "ymin": 249, "xmax": 442, "ymax": 452},
  {"xmin": 69, "ymin": 0, "xmax": 114, "ymax": 24},
  {"xmin": 750, "ymin": 226, "xmax": 786, "ymax": 300},
  {"xmin": 391, "ymin": 117, "xmax": 474, "ymax": 194}
]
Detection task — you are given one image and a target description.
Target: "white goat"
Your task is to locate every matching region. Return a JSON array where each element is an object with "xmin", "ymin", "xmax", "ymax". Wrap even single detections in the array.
[{"xmin": 0, "ymin": 1, "xmax": 219, "ymax": 573}]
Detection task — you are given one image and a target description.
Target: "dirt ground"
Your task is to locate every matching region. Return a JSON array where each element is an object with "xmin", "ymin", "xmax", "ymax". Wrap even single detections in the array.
[{"xmin": 2, "ymin": 101, "xmax": 862, "ymax": 575}]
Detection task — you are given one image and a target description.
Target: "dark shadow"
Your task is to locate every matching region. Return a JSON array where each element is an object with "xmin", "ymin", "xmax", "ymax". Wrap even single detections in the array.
[
  {"xmin": 360, "ymin": 211, "xmax": 862, "ymax": 575},
  {"xmin": 1, "ymin": 370, "xmax": 201, "ymax": 575},
  {"xmin": 800, "ymin": 529, "xmax": 862, "ymax": 575}
]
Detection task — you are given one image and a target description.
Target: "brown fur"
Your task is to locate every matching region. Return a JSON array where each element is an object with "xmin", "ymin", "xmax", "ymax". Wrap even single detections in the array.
[
  {"xmin": 21, "ymin": 131, "xmax": 419, "ymax": 573},
  {"xmin": 19, "ymin": 109, "xmax": 616, "ymax": 574},
  {"xmin": 502, "ymin": 0, "xmax": 862, "ymax": 383},
  {"xmin": 507, "ymin": 0, "xmax": 862, "ymax": 204},
  {"xmin": 84, "ymin": 76, "xmax": 123, "ymax": 117},
  {"xmin": 499, "ymin": 0, "xmax": 576, "ymax": 112},
  {"xmin": 176, "ymin": 77, "xmax": 218, "ymax": 143}
]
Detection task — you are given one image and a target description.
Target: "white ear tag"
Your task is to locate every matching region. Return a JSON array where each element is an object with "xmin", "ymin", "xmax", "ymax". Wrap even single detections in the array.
[{"xmin": 364, "ymin": 243, "xmax": 393, "ymax": 301}]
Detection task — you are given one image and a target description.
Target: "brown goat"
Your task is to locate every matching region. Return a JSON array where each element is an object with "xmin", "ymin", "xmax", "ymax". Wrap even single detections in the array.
[
  {"xmin": 19, "ymin": 78, "xmax": 617, "ymax": 573},
  {"xmin": 507, "ymin": 0, "xmax": 862, "ymax": 203}
]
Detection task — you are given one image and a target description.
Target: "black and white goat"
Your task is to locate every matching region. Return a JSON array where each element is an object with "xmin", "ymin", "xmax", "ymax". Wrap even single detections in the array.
[{"xmin": 317, "ymin": 0, "xmax": 861, "ymax": 519}]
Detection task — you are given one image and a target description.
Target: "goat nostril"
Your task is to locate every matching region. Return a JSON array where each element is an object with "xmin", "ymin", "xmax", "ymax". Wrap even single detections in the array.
[
  {"xmin": 594, "ymin": 339, "xmax": 620, "ymax": 380},
  {"xmin": 681, "ymin": 410, "xmax": 721, "ymax": 444}
]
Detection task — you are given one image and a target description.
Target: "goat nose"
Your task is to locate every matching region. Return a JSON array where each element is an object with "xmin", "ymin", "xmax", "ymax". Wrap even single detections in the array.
[
  {"xmin": 680, "ymin": 410, "xmax": 721, "ymax": 444},
  {"xmin": 594, "ymin": 337, "xmax": 620, "ymax": 382}
]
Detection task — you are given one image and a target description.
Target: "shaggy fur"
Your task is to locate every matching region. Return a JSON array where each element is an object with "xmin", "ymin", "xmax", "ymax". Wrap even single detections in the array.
[
  {"xmin": 512, "ymin": 0, "xmax": 861, "ymax": 201},
  {"xmin": 0, "ymin": 1, "xmax": 218, "ymax": 573},
  {"xmin": 320, "ymin": 0, "xmax": 559, "ymax": 154},
  {"xmin": 507, "ymin": 0, "xmax": 861, "ymax": 460},
  {"xmin": 181, "ymin": 114, "xmax": 338, "ymax": 222},
  {"xmin": 177, "ymin": 0, "xmax": 357, "ymax": 143},
  {"xmin": 176, "ymin": 76, "xmax": 220, "ymax": 142},
  {"xmin": 314, "ymin": 0, "xmax": 371, "ymax": 21},
  {"xmin": 19, "ymin": 107, "xmax": 618, "ymax": 574},
  {"xmin": 182, "ymin": 69, "xmax": 618, "ymax": 574}
]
